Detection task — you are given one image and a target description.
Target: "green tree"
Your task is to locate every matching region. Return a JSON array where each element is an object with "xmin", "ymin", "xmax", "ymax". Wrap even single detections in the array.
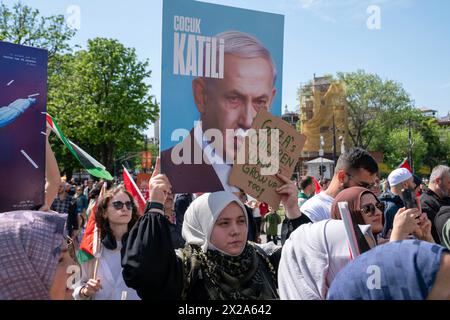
[
  {"xmin": 416, "ymin": 117, "xmax": 449, "ymax": 168},
  {"xmin": 48, "ymin": 38, "xmax": 159, "ymax": 174},
  {"xmin": 385, "ymin": 128, "xmax": 428, "ymax": 170},
  {"xmin": 0, "ymin": 2, "xmax": 76, "ymax": 67},
  {"xmin": 337, "ymin": 70, "xmax": 413, "ymax": 150},
  {"xmin": 437, "ymin": 127, "xmax": 450, "ymax": 164}
]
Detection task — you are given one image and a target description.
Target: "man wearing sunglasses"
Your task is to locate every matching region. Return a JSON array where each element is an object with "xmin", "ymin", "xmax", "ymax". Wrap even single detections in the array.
[{"xmin": 281, "ymin": 148, "xmax": 378, "ymax": 243}]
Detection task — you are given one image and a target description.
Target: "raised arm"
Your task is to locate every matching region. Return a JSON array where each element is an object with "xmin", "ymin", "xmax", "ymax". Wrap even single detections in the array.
[
  {"xmin": 40, "ymin": 126, "xmax": 60, "ymax": 211},
  {"xmin": 121, "ymin": 158, "xmax": 184, "ymax": 300},
  {"xmin": 276, "ymin": 174, "xmax": 312, "ymax": 244}
]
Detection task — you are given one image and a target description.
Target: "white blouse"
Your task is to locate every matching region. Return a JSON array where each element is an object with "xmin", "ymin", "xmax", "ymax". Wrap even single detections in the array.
[{"xmin": 73, "ymin": 243, "xmax": 140, "ymax": 300}]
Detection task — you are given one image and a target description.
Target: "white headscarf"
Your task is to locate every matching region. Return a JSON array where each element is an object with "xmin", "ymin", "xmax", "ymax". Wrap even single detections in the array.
[{"xmin": 181, "ymin": 191, "xmax": 248, "ymax": 254}]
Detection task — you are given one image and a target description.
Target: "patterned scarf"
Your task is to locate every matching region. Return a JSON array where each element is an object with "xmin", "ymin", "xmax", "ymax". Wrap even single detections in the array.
[
  {"xmin": 0, "ymin": 211, "xmax": 67, "ymax": 299},
  {"xmin": 181, "ymin": 243, "xmax": 278, "ymax": 300}
]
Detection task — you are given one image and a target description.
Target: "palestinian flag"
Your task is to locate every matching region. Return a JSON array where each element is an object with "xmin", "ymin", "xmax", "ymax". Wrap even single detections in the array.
[
  {"xmin": 46, "ymin": 114, "xmax": 113, "ymax": 180},
  {"xmin": 76, "ymin": 182, "xmax": 106, "ymax": 264},
  {"xmin": 122, "ymin": 166, "xmax": 146, "ymax": 216}
]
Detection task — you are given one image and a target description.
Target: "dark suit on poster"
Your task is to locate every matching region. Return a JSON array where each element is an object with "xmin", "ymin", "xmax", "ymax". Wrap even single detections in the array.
[{"xmin": 161, "ymin": 129, "xmax": 225, "ymax": 194}]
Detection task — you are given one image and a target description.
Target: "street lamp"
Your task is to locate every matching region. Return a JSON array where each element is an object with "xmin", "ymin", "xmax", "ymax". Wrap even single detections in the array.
[
  {"xmin": 408, "ymin": 118, "xmax": 414, "ymax": 173},
  {"xmin": 319, "ymin": 135, "xmax": 324, "ymax": 180}
]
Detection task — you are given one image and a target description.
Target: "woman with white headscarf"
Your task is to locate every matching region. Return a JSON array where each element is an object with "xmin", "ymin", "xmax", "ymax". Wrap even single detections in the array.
[{"xmin": 122, "ymin": 159, "xmax": 299, "ymax": 300}]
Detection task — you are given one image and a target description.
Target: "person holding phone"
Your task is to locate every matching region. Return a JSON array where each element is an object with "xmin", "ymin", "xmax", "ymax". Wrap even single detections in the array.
[{"xmin": 380, "ymin": 168, "xmax": 417, "ymax": 238}]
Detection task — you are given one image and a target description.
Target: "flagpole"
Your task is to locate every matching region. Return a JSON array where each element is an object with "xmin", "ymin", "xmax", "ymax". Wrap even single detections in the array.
[
  {"xmin": 92, "ymin": 182, "xmax": 106, "ymax": 279},
  {"xmin": 92, "ymin": 227, "xmax": 101, "ymax": 279},
  {"xmin": 408, "ymin": 118, "xmax": 414, "ymax": 173}
]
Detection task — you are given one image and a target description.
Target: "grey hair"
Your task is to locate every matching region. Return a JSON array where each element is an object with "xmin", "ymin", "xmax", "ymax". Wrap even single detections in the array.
[
  {"xmin": 209, "ymin": 30, "xmax": 277, "ymax": 85},
  {"xmin": 430, "ymin": 165, "xmax": 450, "ymax": 183}
]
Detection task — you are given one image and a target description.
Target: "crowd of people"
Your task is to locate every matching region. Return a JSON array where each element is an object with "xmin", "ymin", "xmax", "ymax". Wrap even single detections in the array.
[{"xmin": 1, "ymin": 142, "xmax": 450, "ymax": 300}]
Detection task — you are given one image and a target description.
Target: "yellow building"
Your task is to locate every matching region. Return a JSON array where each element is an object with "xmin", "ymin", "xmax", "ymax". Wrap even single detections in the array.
[{"xmin": 299, "ymin": 76, "xmax": 348, "ymax": 157}]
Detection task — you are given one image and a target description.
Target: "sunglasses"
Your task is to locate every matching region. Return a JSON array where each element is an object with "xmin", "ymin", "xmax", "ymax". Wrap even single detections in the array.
[
  {"xmin": 112, "ymin": 200, "xmax": 133, "ymax": 210},
  {"xmin": 345, "ymin": 173, "xmax": 376, "ymax": 189},
  {"xmin": 360, "ymin": 202, "xmax": 385, "ymax": 217}
]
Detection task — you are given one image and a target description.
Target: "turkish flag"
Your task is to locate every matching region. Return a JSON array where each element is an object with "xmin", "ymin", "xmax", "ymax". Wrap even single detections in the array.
[
  {"xmin": 312, "ymin": 176, "xmax": 322, "ymax": 194},
  {"xmin": 398, "ymin": 158, "xmax": 412, "ymax": 173},
  {"xmin": 122, "ymin": 166, "xmax": 146, "ymax": 215}
]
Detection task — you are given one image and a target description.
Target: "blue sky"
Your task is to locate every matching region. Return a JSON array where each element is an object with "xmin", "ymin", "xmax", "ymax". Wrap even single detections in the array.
[{"xmin": 7, "ymin": 0, "xmax": 450, "ymax": 136}]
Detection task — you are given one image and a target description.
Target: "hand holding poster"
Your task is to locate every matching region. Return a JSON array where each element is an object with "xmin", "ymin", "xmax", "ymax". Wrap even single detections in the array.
[
  {"xmin": 229, "ymin": 109, "xmax": 306, "ymax": 209},
  {"xmin": 160, "ymin": 0, "xmax": 284, "ymax": 194},
  {"xmin": 338, "ymin": 201, "xmax": 374, "ymax": 260},
  {"xmin": 338, "ymin": 202, "xmax": 362, "ymax": 259}
]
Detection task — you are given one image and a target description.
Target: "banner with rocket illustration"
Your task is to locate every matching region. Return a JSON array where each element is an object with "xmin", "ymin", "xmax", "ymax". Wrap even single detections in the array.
[{"xmin": 0, "ymin": 41, "xmax": 48, "ymax": 212}]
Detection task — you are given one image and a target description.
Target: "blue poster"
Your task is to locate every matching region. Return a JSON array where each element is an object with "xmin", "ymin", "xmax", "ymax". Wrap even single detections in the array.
[
  {"xmin": 161, "ymin": 0, "xmax": 284, "ymax": 193},
  {"xmin": 0, "ymin": 41, "xmax": 48, "ymax": 212}
]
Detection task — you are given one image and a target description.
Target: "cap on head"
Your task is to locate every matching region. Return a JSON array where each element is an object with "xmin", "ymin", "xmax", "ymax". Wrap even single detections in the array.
[{"xmin": 388, "ymin": 168, "xmax": 412, "ymax": 187}]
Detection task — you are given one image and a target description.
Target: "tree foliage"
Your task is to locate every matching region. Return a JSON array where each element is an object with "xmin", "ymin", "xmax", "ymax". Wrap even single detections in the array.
[
  {"xmin": 48, "ymin": 38, "xmax": 159, "ymax": 174},
  {"xmin": 337, "ymin": 70, "xmax": 413, "ymax": 150},
  {"xmin": 384, "ymin": 128, "xmax": 428, "ymax": 171},
  {"xmin": 0, "ymin": 2, "xmax": 76, "ymax": 63},
  {"xmin": 1, "ymin": 3, "xmax": 158, "ymax": 177}
]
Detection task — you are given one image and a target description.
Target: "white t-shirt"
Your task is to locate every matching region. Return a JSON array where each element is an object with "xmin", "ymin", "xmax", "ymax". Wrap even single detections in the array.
[
  {"xmin": 73, "ymin": 242, "xmax": 141, "ymax": 300},
  {"xmin": 300, "ymin": 191, "xmax": 334, "ymax": 222},
  {"xmin": 278, "ymin": 219, "xmax": 373, "ymax": 300}
]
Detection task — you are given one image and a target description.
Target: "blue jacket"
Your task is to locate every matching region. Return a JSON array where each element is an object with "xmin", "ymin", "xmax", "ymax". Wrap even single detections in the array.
[{"xmin": 379, "ymin": 190, "xmax": 404, "ymax": 238}]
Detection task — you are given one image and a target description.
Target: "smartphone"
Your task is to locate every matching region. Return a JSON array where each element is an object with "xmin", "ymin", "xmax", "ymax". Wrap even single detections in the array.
[{"xmin": 400, "ymin": 188, "xmax": 418, "ymax": 209}]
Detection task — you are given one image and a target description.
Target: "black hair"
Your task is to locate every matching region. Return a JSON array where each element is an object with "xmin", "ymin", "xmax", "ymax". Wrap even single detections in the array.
[
  {"xmin": 300, "ymin": 176, "xmax": 314, "ymax": 190},
  {"xmin": 335, "ymin": 148, "xmax": 378, "ymax": 174}
]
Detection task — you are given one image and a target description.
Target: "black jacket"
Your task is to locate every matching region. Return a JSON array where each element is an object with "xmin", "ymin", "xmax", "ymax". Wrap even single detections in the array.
[
  {"xmin": 168, "ymin": 194, "xmax": 193, "ymax": 249},
  {"xmin": 121, "ymin": 203, "xmax": 280, "ymax": 300},
  {"xmin": 379, "ymin": 190, "xmax": 404, "ymax": 238},
  {"xmin": 434, "ymin": 206, "xmax": 450, "ymax": 244},
  {"xmin": 280, "ymin": 214, "xmax": 312, "ymax": 245},
  {"xmin": 244, "ymin": 205, "xmax": 258, "ymax": 242},
  {"xmin": 420, "ymin": 188, "xmax": 446, "ymax": 243}
]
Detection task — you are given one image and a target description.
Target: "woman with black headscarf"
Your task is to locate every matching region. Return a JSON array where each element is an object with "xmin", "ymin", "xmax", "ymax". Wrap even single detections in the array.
[{"xmin": 331, "ymin": 187, "xmax": 434, "ymax": 246}]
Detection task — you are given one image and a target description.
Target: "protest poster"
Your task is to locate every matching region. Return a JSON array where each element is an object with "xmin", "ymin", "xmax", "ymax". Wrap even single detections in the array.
[
  {"xmin": 0, "ymin": 41, "xmax": 48, "ymax": 212},
  {"xmin": 229, "ymin": 109, "xmax": 306, "ymax": 209},
  {"xmin": 160, "ymin": 0, "xmax": 284, "ymax": 193}
]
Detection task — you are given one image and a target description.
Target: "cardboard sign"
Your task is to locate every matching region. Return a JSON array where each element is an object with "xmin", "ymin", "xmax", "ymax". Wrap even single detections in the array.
[
  {"xmin": 0, "ymin": 41, "xmax": 48, "ymax": 212},
  {"xmin": 229, "ymin": 109, "xmax": 306, "ymax": 209}
]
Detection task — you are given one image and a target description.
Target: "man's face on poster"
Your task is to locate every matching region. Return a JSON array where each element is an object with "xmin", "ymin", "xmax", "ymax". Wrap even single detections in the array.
[{"xmin": 193, "ymin": 53, "xmax": 276, "ymax": 161}]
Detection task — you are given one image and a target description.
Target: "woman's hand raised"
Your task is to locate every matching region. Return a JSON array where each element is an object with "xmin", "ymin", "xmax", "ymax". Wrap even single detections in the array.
[{"xmin": 149, "ymin": 157, "xmax": 172, "ymax": 205}]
